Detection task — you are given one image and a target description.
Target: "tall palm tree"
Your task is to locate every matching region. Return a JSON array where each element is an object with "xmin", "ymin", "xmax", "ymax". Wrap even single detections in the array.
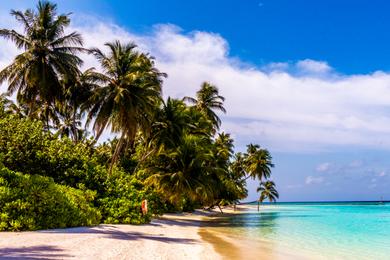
[
  {"xmin": 244, "ymin": 144, "xmax": 274, "ymax": 181},
  {"xmin": 0, "ymin": 1, "xmax": 84, "ymax": 116},
  {"xmin": 257, "ymin": 181, "xmax": 279, "ymax": 211},
  {"xmin": 86, "ymin": 41, "xmax": 165, "ymax": 171},
  {"xmin": 184, "ymin": 82, "xmax": 226, "ymax": 131}
]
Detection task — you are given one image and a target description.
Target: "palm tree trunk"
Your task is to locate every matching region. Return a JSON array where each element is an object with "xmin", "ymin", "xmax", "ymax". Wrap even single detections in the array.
[
  {"xmin": 217, "ymin": 205, "xmax": 223, "ymax": 214},
  {"xmin": 257, "ymin": 201, "xmax": 260, "ymax": 212},
  {"xmin": 109, "ymin": 133, "xmax": 126, "ymax": 174},
  {"xmin": 72, "ymin": 105, "xmax": 77, "ymax": 143}
]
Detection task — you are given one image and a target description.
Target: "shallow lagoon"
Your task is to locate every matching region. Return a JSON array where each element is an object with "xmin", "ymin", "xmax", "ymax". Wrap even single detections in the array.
[{"xmin": 201, "ymin": 202, "xmax": 390, "ymax": 259}]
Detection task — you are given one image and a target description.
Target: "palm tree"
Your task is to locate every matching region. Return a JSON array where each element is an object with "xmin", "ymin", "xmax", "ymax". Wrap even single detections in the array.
[
  {"xmin": 0, "ymin": 1, "xmax": 84, "ymax": 116},
  {"xmin": 61, "ymin": 68, "xmax": 102, "ymax": 141},
  {"xmin": 214, "ymin": 132, "xmax": 234, "ymax": 162},
  {"xmin": 184, "ymin": 82, "xmax": 226, "ymax": 131},
  {"xmin": 257, "ymin": 181, "xmax": 279, "ymax": 211},
  {"xmin": 145, "ymin": 135, "xmax": 216, "ymax": 206},
  {"xmin": 55, "ymin": 107, "xmax": 85, "ymax": 142},
  {"xmin": 230, "ymin": 152, "xmax": 247, "ymax": 179},
  {"xmin": 86, "ymin": 41, "xmax": 165, "ymax": 171},
  {"xmin": 149, "ymin": 98, "xmax": 191, "ymax": 151},
  {"xmin": 244, "ymin": 144, "xmax": 274, "ymax": 181}
]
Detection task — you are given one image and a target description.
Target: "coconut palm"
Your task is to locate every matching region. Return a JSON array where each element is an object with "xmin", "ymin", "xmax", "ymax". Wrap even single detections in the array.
[
  {"xmin": 55, "ymin": 107, "xmax": 85, "ymax": 141},
  {"xmin": 60, "ymin": 68, "xmax": 102, "ymax": 141},
  {"xmin": 257, "ymin": 181, "xmax": 279, "ymax": 211},
  {"xmin": 0, "ymin": 1, "xmax": 84, "ymax": 115},
  {"xmin": 214, "ymin": 132, "xmax": 234, "ymax": 162},
  {"xmin": 145, "ymin": 135, "xmax": 216, "ymax": 206},
  {"xmin": 184, "ymin": 82, "xmax": 226, "ymax": 131},
  {"xmin": 244, "ymin": 144, "xmax": 274, "ymax": 181},
  {"xmin": 86, "ymin": 41, "xmax": 165, "ymax": 171},
  {"xmin": 149, "ymin": 98, "xmax": 191, "ymax": 151},
  {"xmin": 230, "ymin": 152, "xmax": 246, "ymax": 179}
]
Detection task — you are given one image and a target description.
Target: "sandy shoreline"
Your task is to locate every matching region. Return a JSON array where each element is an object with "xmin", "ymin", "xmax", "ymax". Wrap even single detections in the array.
[{"xmin": 0, "ymin": 211, "xmax": 221, "ymax": 260}]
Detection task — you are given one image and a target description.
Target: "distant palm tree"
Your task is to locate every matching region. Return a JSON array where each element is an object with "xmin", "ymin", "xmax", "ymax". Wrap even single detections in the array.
[
  {"xmin": 86, "ymin": 41, "xmax": 165, "ymax": 171},
  {"xmin": 230, "ymin": 152, "xmax": 247, "ymax": 179},
  {"xmin": 244, "ymin": 143, "xmax": 274, "ymax": 180},
  {"xmin": 56, "ymin": 108, "xmax": 84, "ymax": 142},
  {"xmin": 214, "ymin": 132, "xmax": 234, "ymax": 168},
  {"xmin": 0, "ymin": 1, "xmax": 83, "ymax": 116},
  {"xmin": 257, "ymin": 181, "xmax": 279, "ymax": 211},
  {"xmin": 61, "ymin": 68, "xmax": 102, "ymax": 141},
  {"xmin": 0, "ymin": 94, "xmax": 25, "ymax": 116},
  {"xmin": 184, "ymin": 82, "xmax": 226, "ymax": 131}
]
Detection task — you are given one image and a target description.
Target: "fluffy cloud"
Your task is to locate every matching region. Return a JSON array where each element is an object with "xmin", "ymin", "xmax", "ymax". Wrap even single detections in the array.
[
  {"xmin": 3, "ymin": 14, "xmax": 390, "ymax": 152},
  {"xmin": 296, "ymin": 59, "xmax": 332, "ymax": 74}
]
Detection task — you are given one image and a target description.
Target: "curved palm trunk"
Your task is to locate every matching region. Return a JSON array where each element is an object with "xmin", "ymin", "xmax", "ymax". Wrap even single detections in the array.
[
  {"xmin": 72, "ymin": 104, "xmax": 77, "ymax": 143},
  {"xmin": 109, "ymin": 133, "xmax": 126, "ymax": 174}
]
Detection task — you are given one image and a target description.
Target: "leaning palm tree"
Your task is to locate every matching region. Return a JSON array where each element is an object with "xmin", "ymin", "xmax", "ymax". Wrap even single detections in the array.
[
  {"xmin": 244, "ymin": 144, "xmax": 274, "ymax": 180},
  {"xmin": 86, "ymin": 41, "xmax": 165, "ymax": 171},
  {"xmin": 0, "ymin": 1, "xmax": 84, "ymax": 116},
  {"xmin": 257, "ymin": 181, "xmax": 279, "ymax": 211},
  {"xmin": 184, "ymin": 82, "xmax": 226, "ymax": 131}
]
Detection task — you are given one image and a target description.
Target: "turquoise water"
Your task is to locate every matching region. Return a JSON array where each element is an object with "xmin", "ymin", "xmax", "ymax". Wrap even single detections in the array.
[{"xmin": 213, "ymin": 202, "xmax": 390, "ymax": 259}]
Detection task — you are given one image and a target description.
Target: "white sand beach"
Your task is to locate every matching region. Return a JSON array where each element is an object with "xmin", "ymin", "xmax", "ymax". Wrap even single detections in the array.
[{"xmin": 0, "ymin": 212, "xmax": 221, "ymax": 260}]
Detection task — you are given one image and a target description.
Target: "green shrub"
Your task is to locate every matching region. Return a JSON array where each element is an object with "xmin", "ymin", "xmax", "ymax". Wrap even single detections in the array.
[
  {"xmin": 0, "ymin": 167, "xmax": 101, "ymax": 231},
  {"xmin": 97, "ymin": 172, "xmax": 164, "ymax": 225},
  {"xmin": 0, "ymin": 113, "xmax": 166, "ymax": 228},
  {"xmin": 0, "ymin": 115, "xmax": 105, "ymax": 190}
]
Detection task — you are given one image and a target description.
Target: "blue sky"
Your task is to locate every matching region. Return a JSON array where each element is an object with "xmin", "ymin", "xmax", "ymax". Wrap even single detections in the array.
[{"xmin": 2, "ymin": 0, "xmax": 390, "ymax": 202}]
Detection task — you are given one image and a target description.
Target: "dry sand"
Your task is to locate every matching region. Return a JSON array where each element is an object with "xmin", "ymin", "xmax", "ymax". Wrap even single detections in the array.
[{"xmin": 0, "ymin": 211, "xmax": 221, "ymax": 260}]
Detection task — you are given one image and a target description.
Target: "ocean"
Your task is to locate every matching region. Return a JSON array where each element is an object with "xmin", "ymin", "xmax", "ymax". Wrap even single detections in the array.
[{"xmin": 200, "ymin": 202, "xmax": 390, "ymax": 259}]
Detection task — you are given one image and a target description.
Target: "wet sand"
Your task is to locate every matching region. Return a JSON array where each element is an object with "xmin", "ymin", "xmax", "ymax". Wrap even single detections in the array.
[{"xmin": 198, "ymin": 205, "xmax": 309, "ymax": 260}]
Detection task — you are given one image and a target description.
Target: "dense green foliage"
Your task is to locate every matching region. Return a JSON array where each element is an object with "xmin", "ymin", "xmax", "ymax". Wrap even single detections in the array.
[
  {"xmin": 0, "ymin": 108, "xmax": 160, "ymax": 229},
  {"xmin": 0, "ymin": 167, "xmax": 100, "ymax": 231},
  {"xmin": 0, "ymin": 1, "xmax": 278, "ymax": 231}
]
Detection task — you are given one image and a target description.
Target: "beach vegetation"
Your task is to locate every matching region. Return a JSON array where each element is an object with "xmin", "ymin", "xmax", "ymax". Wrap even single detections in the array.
[{"xmin": 0, "ymin": 0, "xmax": 278, "ymax": 231}]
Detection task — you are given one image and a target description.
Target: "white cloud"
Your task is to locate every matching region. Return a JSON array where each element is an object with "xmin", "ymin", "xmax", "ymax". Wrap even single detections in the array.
[
  {"xmin": 378, "ymin": 171, "xmax": 386, "ymax": 177},
  {"xmin": 316, "ymin": 162, "xmax": 331, "ymax": 172},
  {"xmin": 305, "ymin": 176, "xmax": 324, "ymax": 185},
  {"xmin": 4, "ymin": 14, "xmax": 390, "ymax": 152},
  {"xmin": 296, "ymin": 59, "xmax": 332, "ymax": 74}
]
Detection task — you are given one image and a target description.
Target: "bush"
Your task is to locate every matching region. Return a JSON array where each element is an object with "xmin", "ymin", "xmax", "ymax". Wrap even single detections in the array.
[
  {"xmin": 0, "ymin": 167, "xmax": 101, "ymax": 231},
  {"xmin": 97, "ymin": 171, "xmax": 165, "ymax": 225},
  {"xmin": 0, "ymin": 114, "xmax": 106, "ymax": 190},
  {"xmin": 0, "ymin": 112, "xmax": 166, "ymax": 229}
]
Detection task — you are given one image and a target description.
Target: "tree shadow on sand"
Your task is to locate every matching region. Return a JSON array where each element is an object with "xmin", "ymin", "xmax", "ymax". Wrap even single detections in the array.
[
  {"xmin": 0, "ymin": 245, "xmax": 71, "ymax": 259},
  {"xmin": 39, "ymin": 226, "xmax": 196, "ymax": 244}
]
